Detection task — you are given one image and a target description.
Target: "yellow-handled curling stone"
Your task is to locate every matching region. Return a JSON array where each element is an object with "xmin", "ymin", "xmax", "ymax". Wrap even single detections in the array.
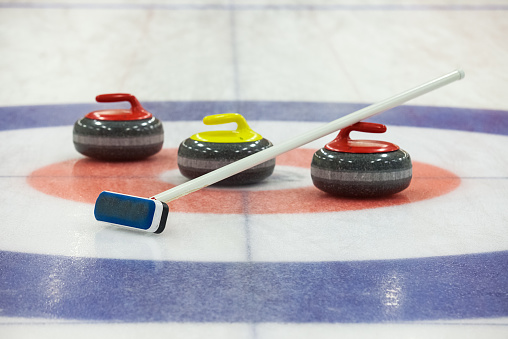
[{"xmin": 177, "ymin": 113, "xmax": 275, "ymax": 185}]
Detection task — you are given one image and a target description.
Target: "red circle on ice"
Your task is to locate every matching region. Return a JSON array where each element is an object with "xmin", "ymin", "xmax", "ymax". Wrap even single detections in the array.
[{"xmin": 27, "ymin": 148, "xmax": 460, "ymax": 214}]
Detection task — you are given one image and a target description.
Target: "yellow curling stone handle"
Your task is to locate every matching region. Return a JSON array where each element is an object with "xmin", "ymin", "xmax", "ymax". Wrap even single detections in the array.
[{"xmin": 190, "ymin": 113, "xmax": 263, "ymax": 143}]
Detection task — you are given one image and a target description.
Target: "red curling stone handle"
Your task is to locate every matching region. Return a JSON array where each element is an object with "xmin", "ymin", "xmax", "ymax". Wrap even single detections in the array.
[
  {"xmin": 338, "ymin": 122, "xmax": 386, "ymax": 139},
  {"xmin": 326, "ymin": 122, "xmax": 399, "ymax": 153},
  {"xmin": 96, "ymin": 93, "xmax": 143, "ymax": 112},
  {"xmin": 86, "ymin": 93, "xmax": 152, "ymax": 120}
]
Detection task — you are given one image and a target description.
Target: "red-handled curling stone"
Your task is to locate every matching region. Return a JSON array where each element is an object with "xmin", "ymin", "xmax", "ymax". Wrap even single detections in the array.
[
  {"xmin": 311, "ymin": 122, "xmax": 412, "ymax": 197},
  {"xmin": 73, "ymin": 93, "xmax": 164, "ymax": 161}
]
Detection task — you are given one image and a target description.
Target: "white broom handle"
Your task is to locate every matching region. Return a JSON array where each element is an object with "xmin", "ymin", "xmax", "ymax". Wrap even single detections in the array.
[{"xmin": 154, "ymin": 69, "xmax": 464, "ymax": 202}]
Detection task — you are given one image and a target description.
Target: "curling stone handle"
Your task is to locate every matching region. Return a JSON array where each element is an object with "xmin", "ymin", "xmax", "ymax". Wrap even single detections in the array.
[
  {"xmin": 96, "ymin": 93, "xmax": 144, "ymax": 114},
  {"xmin": 203, "ymin": 113, "xmax": 251, "ymax": 132},
  {"xmin": 328, "ymin": 122, "xmax": 397, "ymax": 153},
  {"xmin": 338, "ymin": 122, "xmax": 386, "ymax": 140}
]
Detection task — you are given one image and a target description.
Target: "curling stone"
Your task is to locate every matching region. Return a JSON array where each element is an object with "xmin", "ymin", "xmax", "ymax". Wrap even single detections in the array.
[
  {"xmin": 73, "ymin": 93, "xmax": 164, "ymax": 161},
  {"xmin": 178, "ymin": 113, "xmax": 275, "ymax": 185},
  {"xmin": 311, "ymin": 122, "xmax": 412, "ymax": 197}
]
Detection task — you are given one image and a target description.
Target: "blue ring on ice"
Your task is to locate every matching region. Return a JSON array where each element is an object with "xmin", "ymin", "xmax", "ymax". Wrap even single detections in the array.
[
  {"xmin": 1, "ymin": 249, "xmax": 507, "ymax": 322},
  {"xmin": 1, "ymin": 101, "xmax": 507, "ymax": 136}
]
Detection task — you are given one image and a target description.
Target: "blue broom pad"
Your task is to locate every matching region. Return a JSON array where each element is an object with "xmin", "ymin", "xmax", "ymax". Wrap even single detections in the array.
[{"xmin": 94, "ymin": 191, "xmax": 157, "ymax": 231}]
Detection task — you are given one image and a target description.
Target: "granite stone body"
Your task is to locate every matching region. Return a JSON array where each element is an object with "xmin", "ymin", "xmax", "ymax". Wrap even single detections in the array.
[
  {"xmin": 311, "ymin": 148, "xmax": 412, "ymax": 197},
  {"xmin": 73, "ymin": 117, "xmax": 164, "ymax": 161},
  {"xmin": 178, "ymin": 138, "xmax": 275, "ymax": 185}
]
